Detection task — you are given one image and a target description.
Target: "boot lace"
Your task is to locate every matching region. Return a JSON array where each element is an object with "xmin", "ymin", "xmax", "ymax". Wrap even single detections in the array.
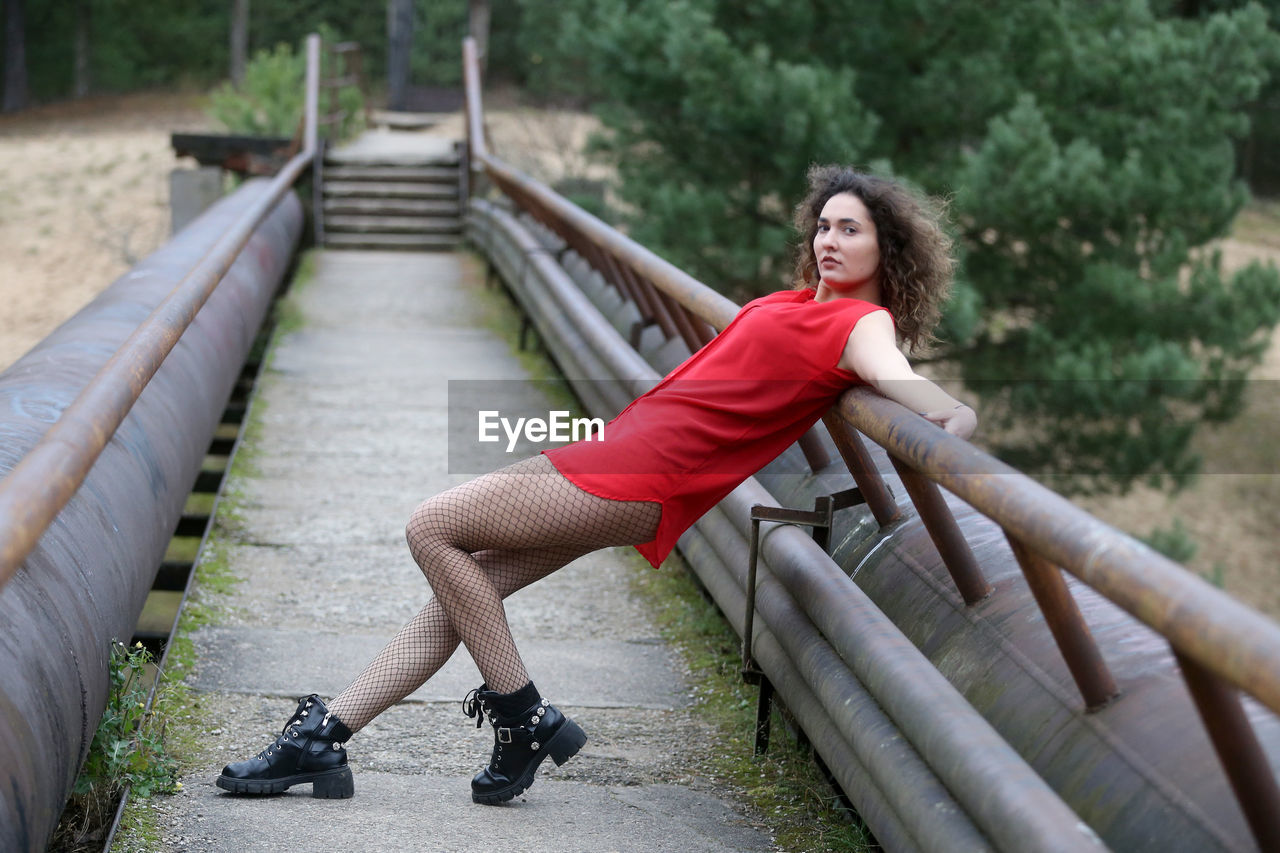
[
  {"xmin": 462, "ymin": 687, "xmax": 492, "ymax": 729},
  {"xmin": 255, "ymin": 698, "xmax": 312, "ymax": 760}
]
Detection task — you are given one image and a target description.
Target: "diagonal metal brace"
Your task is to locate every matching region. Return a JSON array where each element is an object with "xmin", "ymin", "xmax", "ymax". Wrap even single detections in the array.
[{"xmin": 742, "ymin": 488, "xmax": 862, "ymax": 755}]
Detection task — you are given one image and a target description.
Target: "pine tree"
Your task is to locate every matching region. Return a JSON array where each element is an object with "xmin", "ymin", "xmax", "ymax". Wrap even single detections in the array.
[{"xmin": 526, "ymin": 0, "xmax": 1280, "ymax": 493}]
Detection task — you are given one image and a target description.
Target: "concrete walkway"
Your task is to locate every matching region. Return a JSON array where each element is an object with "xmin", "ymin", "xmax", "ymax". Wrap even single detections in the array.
[{"xmin": 143, "ymin": 249, "xmax": 775, "ymax": 851}]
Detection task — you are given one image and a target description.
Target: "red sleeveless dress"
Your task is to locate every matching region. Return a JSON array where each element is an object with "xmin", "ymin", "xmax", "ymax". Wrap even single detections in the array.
[{"xmin": 543, "ymin": 288, "xmax": 888, "ymax": 567}]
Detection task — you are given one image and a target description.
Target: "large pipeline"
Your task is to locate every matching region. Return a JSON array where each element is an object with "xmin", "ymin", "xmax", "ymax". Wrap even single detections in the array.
[
  {"xmin": 466, "ymin": 198, "xmax": 1278, "ymax": 851},
  {"xmin": 0, "ymin": 180, "xmax": 302, "ymax": 851}
]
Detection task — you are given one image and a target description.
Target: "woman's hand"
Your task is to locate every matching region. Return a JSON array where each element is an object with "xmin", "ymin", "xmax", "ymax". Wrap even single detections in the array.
[{"xmin": 921, "ymin": 404, "xmax": 977, "ymax": 439}]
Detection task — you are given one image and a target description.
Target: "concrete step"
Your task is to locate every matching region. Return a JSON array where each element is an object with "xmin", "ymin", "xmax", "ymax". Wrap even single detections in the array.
[
  {"xmin": 324, "ymin": 197, "xmax": 460, "ymax": 217},
  {"xmin": 324, "ymin": 180, "xmax": 458, "ymax": 200},
  {"xmin": 369, "ymin": 109, "xmax": 447, "ymax": 130},
  {"xmin": 322, "ymin": 231, "xmax": 460, "ymax": 251},
  {"xmin": 325, "ymin": 214, "xmax": 462, "ymax": 234},
  {"xmin": 323, "ymin": 164, "xmax": 459, "ymax": 183}
]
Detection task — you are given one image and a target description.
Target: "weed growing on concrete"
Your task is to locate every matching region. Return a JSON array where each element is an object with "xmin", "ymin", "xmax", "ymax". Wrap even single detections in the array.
[{"xmin": 49, "ymin": 642, "xmax": 179, "ymax": 853}]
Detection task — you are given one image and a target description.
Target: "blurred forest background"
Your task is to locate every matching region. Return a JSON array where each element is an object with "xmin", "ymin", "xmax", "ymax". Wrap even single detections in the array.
[{"xmin": 4, "ymin": 0, "xmax": 1280, "ymax": 605}]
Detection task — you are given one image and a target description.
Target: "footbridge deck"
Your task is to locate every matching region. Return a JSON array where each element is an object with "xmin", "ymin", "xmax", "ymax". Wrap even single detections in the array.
[
  {"xmin": 165, "ymin": 248, "xmax": 773, "ymax": 851},
  {"xmin": 2, "ymin": 33, "xmax": 1280, "ymax": 853}
]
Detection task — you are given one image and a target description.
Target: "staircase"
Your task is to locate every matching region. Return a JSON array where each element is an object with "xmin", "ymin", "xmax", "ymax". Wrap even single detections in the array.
[{"xmin": 319, "ymin": 139, "xmax": 463, "ymax": 251}]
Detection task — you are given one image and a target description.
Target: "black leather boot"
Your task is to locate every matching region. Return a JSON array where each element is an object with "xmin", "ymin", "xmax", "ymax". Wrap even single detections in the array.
[
  {"xmin": 462, "ymin": 682, "xmax": 587, "ymax": 805},
  {"xmin": 216, "ymin": 695, "xmax": 354, "ymax": 798}
]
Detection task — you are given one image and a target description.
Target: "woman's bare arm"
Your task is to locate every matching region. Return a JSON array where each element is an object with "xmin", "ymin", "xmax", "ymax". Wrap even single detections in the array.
[{"xmin": 838, "ymin": 311, "xmax": 977, "ymax": 439}]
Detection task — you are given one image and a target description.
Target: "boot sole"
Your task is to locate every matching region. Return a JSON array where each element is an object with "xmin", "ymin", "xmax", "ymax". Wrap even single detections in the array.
[
  {"xmin": 472, "ymin": 718, "xmax": 587, "ymax": 805},
  {"xmin": 216, "ymin": 765, "xmax": 354, "ymax": 799}
]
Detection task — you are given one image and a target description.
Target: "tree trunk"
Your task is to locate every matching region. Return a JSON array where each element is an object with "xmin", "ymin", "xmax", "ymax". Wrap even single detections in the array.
[
  {"xmin": 73, "ymin": 0, "xmax": 90, "ymax": 97},
  {"xmin": 387, "ymin": 0, "xmax": 413, "ymax": 111},
  {"xmin": 2, "ymin": 0, "xmax": 28, "ymax": 113},
  {"xmin": 469, "ymin": 0, "xmax": 490, "ymax": 74},
  {"xmin": 230, "ymin": 0, "xmax": 249, "ymax": 88}
]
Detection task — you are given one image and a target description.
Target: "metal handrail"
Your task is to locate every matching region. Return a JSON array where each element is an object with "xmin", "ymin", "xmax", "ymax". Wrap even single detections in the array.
[
  {"xmin": 835, "ymin": 386, "xmax": 1280, "ymax": 710},
  {"xmin": 0, "ymin": 34, "xmax": 323, "ymax": 592},
  {"xmin": 461, "ymin": 35, "xmax": 1280, "ymax": 849}
]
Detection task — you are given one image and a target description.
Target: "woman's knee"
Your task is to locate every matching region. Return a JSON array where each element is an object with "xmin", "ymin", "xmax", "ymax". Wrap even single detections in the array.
[{"xmin": 405, "ymin": 496, "xmax": 456, "ymax": 573}]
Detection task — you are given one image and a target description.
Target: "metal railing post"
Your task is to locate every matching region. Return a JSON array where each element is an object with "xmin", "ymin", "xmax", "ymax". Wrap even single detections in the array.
[
  {"xmin": 1174, "ymin": 649, "xmax": 1280, "ymax": 851},
  {"xmin": 890, "ymin": 455, "xmax": 992, "ymax": 605},
  {"xmin": 1005, "ymin": 533, "xmax": 1119, "ymax": 710}
]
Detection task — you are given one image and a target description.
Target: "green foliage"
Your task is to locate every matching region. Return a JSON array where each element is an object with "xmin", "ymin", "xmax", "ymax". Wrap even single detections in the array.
[
  {"xmin": 528, "ymin": 0, "xmax": 1280, "ymax": 493},
  {"xmin": 207, "ymin": 33, "xmax": 365, "ymax": 140},
  {"xmin": 412, "ymin": 0, "xmax": 468, "ymax": 86},
  {"xmin": 1139, "ymin": 519, "xmax": 1228, "ymax": 587},
  {"xmin": 52, "ymin": 641, "xmax": 178, "ymax": 851},
  {"xmin": 76, "ymin": 642, "xmax": 179, "ymax": 799},
  {"xmin": 1141, "ymin": 518, "xmax": 1199, "ymax": 563},
  {"xmin": 15, "ymin": 0, "xmax": 226, "ymax": 100},
  {"xmin": 525, "ymin": 0, "xmax": 881, "ymax": 299},
  {"xmin": 7, "ymin": 0, "xmax": 471, "ymax": 103},
  {"xmin": 208, "ymin": 41, "xmax": 306, "ymax": 136}
]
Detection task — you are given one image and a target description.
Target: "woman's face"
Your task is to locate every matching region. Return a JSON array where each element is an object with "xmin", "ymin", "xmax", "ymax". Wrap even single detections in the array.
[{"xmin": 813, "ymin": 192, "xmax": 880, "ymax": 296}]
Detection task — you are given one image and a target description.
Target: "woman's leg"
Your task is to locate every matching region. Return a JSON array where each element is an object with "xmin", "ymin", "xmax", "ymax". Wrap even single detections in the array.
[
  {"xmin": 403, "ymin": 454, "xmax": 660, "ymax": 694},
  {"xmin": 326, "ymin": 542, "xmax": 591, "ymax": 733},
  {"xmin": 216, "ymin": 455, "xmax": 658, "ymax": 799}
]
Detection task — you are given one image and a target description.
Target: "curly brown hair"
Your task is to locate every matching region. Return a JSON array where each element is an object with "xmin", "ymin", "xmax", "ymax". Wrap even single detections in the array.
[{"xmin": 793, "ymin": 165, "xmax": 954, "ymax": 353}]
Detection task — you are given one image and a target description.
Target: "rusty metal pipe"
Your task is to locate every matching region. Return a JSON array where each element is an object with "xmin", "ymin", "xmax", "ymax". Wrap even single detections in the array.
[
  {"xmin": 684, "ymin": 506, "xmax": 995, "ymax": 852},
  {"xmin": 462, "ymin": 42, "xmax": 737, "ymax": 334},
  {"xmin": 0, "ymin": 181, "xmax": 303, "ymax": 852},
  {"xmin": 796, "ymin": 427, "xmax": 832, "ymax": 474},
  {"xmin": 654, "ymin": 286, "xmax": 707, "ymax": 353},
  {"xmin": 480, "ymin": 162, "xmax": 739, "ymax": 330},
  {"xmin": 0, "ymin": 36, "xmax": 316, "ymax": 850},
  {"xmin": 468, "ymin": 201, "xmax": 654, "ymax": 398},
  {"xmin": 0, "ymin": 150, "xmax": 309, "ymax": 588},
  {"xmin": 611, "ymin": 256, "xmax": 676, "ymax": 339},
  {"xmin": 468, "ymin": 217, "xmax": 618, "ymax": 415},
  {"xmin": 719, "ymin": 484, "xmax": 1105, "ymax": 852},
  {"xmin": 464, "ymin": 38, "xmax": 488, "ymax": 164}
]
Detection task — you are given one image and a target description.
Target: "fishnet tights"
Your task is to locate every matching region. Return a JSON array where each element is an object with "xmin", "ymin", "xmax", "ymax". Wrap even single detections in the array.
[{"xmin": 327, "ymin": 455, "xmax": 661, "ymax": 733}]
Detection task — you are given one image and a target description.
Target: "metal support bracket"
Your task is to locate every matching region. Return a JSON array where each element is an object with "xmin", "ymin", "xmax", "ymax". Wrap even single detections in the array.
[{"xmin": 742, "ymin": 487, "xmax": 863, "ymax": 755}]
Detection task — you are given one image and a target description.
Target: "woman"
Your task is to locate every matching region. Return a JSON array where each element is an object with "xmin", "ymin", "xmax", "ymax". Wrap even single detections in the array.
[{"xmin": 215, "ymin": 165, "xmax": 975, "ymax": 804}]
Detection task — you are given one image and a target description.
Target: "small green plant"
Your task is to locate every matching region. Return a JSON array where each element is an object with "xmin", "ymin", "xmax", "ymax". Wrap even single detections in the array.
[
  {"xmin": 51, "ymin": 641, "xmax": 179, "ymax": 852},
  {"xmin": 207, "ymin": 41, "xmax": 306, "ymax": 137},
  {"xmin": 1141, "ymin": 519, "xmax": 1199, "ymax": 564},
  {"xmin": 207, "ymin": 31, "xmax": 366, "ymax": 141}
]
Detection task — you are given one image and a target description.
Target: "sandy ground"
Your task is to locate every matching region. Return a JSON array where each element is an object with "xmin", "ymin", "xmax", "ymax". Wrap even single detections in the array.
[
  {"xmin": 1, "ymin": 93, "xmax": 1278, "ymax": 619},
  {"xmin": 0, "ymin": 93, "xmax": 212, "ymax": 368}
]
